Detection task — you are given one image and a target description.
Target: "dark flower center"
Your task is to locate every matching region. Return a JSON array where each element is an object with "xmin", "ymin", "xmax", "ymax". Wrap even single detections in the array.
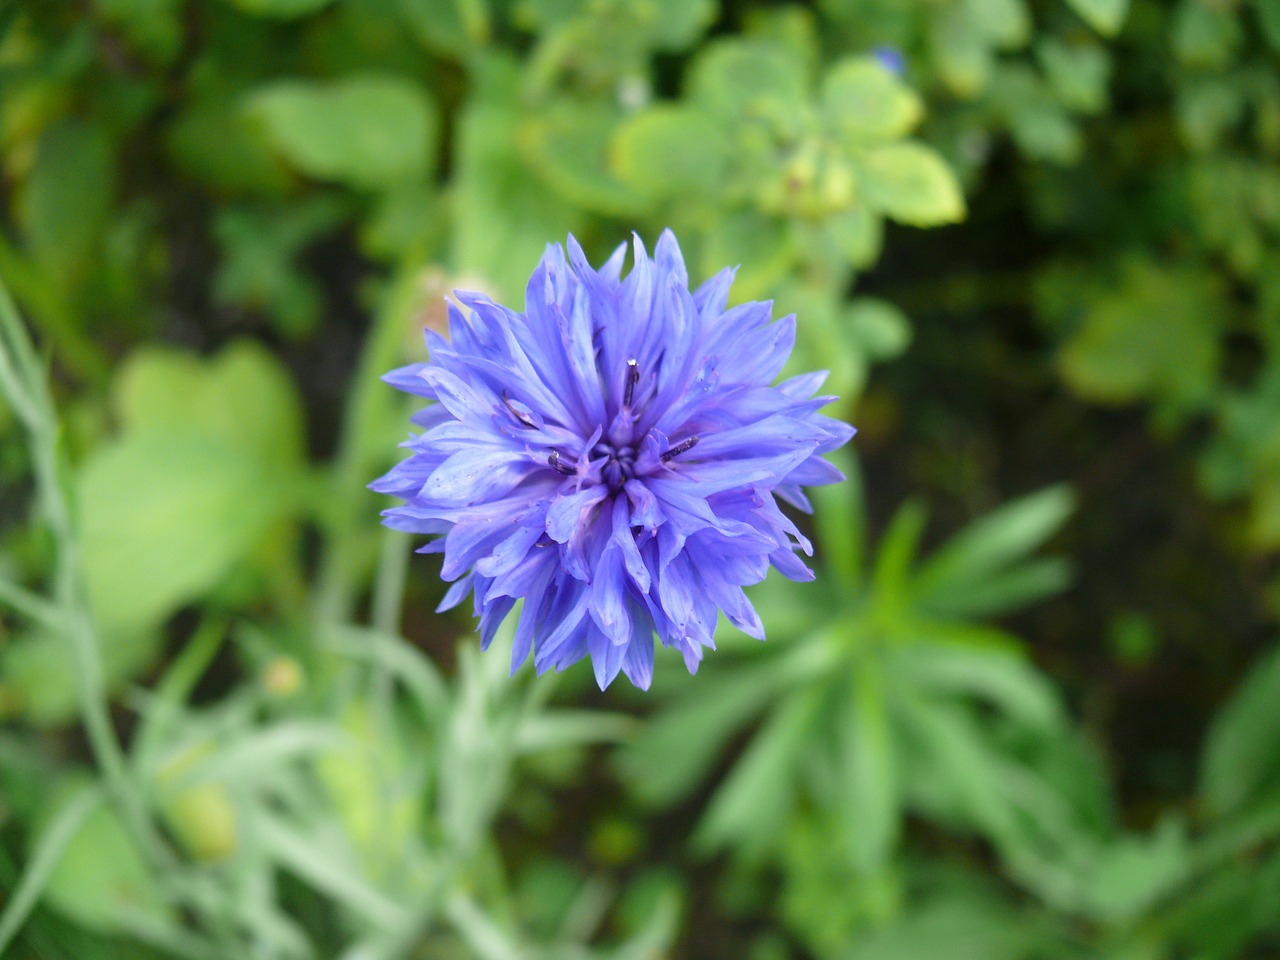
[
  {"xmin": 538, "ymin": 358, "xmax": 698, "ymax": 491},
  {"xmin": 595, "ymin": 441, "xmax": 636, "ymax": 491}
]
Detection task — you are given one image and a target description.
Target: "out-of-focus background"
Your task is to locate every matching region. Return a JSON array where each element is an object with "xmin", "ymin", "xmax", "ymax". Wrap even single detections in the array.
[{"xmin": 2, "ymin": 0, "xmax": 1280, "ymax": 957}]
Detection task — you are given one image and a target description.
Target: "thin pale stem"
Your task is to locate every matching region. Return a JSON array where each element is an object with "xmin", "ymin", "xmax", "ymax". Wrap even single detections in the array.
[{"xmin": 0, "ymin": 270, "xmax": 170, "ymax": 867}]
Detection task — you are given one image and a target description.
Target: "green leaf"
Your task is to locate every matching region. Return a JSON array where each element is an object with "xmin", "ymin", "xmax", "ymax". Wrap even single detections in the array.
[
  {"xmin": 520, "ymin": 103, "xmax": 647, "ymax": 216},
  {"xmin": 16, "ymin": 120, "xmax": 114, "ymax": 284},
  {"xmin": 452, "ymin": 54, "xmax": 583, "ymax": 302},
  {"xmin": 213, "ymin": 199, "xmax": 349, "ymax": 338},
  {"xmin": 899, "ymin": 698, "xmax": 1021, "ymax": 844},
  {"xmin": 828, "ymin": 205, "xmax": 884, "ymax": 269},
  {"xmin": 80, "ymin": 341, "xmax": 307, "ymax": 635},
  {"xmin": 114, "ymin": 341, "xmax": 306, "ymax": 467},
  {"xmin": 1059, "ymin": 260, "xmax": 1226, "ymax": 409},
  {"xmin": 871, "ymin": 500, "xmax": 929, "ymax": 616},
  {"xmin": 1202, "ymin": 645, "xmax": 1280, "ymax": 816},
  {"xmin": 224, "ymin": 0, "xmax": 337, "ymax": 18},
  {"xmin": 2, "ymin": 629, "xmax": 160, "ymax": 727},
  {"xmin": 1037, "ymin": 39, "xmax": 1111, "ymax": 115},
  {"xmin": 696, "ymin": 687, "xmax": 823, "ymax": 856},
  {"xmin": 1255, "ymin": 0, "xmax": 1280, "ymax": 52},
  {"xmin": 39, "ymin": 784, "xmax": 171, "ymax": 934},
  {"xmin": 167, "ymin": 96, "xmax": 294, "ymax": 195},
  {"xmin": 894, "ymin": 643, "xmax": 1065, "ymax": 733},
  {"xmin": 965, "ymin": 0, "xmax": 1031, "ymax": 49},
  {"xmin": 689, "ymin": 38, "xmax": 808, "ymax": 119},
  {"xmin": 930, "ymin": 10, "xmax": 993, "ymax": 98},
  {"xmin": 0, "ymin": 786, "xmax": 101, "ymax": 953},
  {"xmin": 857, "ymin": 142, "xmax": 966, "ymax": 227},
  {"xmin": 1172, "ymin": 0, "xmax": 1242, "ymax": 70},
  {"xmin": 618, "ymin": 660, "xmax": 793, "ymax": 807},
  {"xmin": 94, "ymin": 0, "xmax": 183, "ymax": 64},
  {"xmin": 247, "ymin": 75, "xmax": 438, "ymax": 187},
  {"xmin": 609, "ymin": 105, "xmax": 732, "ymax": 200},
  {"xmin": 846, "ymin": 891, "xmax": 1043, "ymax": 960},
  {"xmin": 642, "ymin": 0, "xmax": 717, "ymax": 50},
  {"xmin": 80, "ymin": 431, "xmax": 285, "ymax": 635},
  {"xmin": 993, "ymin": 65, "xmax": 1082, "ymax": 165},
  {"xmin": 399, "ymin": 0, "xmax": 489, "ymax": 53},
  {"xmin": 1079, "ymin": 820, "xmax": 1190, "ymax": 923},
  {"xmin": 912, "ymin": 485, "xmax": 1073, "ymax": 617},
  {"xmin": 821, "ymin": 57, "xmax": 922, "ymax": 143},
  {"xmin": 839, "ymin": 661, "xmax": 900, "ymax": 873},
  {"xmin": 846, "ymin": 297, "xmax": 912, "ymax": 360},
  {"xmin": 1064, "ymin": 0, "xmax": 1129, "ymax": 36},
  {"xmin": 700, "ymin": 208, "xmax": 793, "ymax": 301},
  {"xmin": 254, "ymin": 810, "xmax": 407, "ymax": 927}
]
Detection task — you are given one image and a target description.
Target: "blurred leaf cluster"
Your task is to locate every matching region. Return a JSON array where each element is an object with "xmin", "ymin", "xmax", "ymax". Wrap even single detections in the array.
[{"xmin": 2, "ymin": 0, "xmax": 1280, "ymax": 958}]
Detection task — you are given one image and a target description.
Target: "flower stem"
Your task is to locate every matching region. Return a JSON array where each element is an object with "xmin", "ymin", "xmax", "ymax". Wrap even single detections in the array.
[{"xmin": 0, "ymin": 271, "xmax": 169, "ymax": 868}]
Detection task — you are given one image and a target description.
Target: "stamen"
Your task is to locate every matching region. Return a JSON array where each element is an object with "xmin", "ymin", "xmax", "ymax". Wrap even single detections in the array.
[
  {"xmin": 502, "ymin": 390, "xmax": 538, "ymax": 429},
  {"xmin": 548, "ymin": 450, "xmax": 576, "ymax": 475},
  {"xmin": 661, "ymin": 435, "xmax": 699, "ymax": 462},
  {"xmin": 623, "ymin": 358, "xmax": 639, "ymax": 409}
]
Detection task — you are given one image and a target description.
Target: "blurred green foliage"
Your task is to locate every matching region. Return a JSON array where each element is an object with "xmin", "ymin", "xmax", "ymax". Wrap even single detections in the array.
[{"xmin": 1, "ymin": 0, "xmax": 1280, "ymax": 958}]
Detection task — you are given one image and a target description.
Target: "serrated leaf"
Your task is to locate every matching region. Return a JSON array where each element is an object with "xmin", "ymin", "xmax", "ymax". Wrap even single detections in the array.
[
  {"xmin": 609, "ymin": 105, "xmax": 732, "ymax": 200},
  {"xmin": 821, "ymin": 57, "xmax": 922, "ymax": 142},
  {"xmin": 1202, "ymin": 645, "xmax": 1280, "ymax": 815},
  {"xmin": 857, "ymin": 142, "xmax": 965, "ymax": 227},
  {"xmin": 1065, "ymin": 0, "xmax": 1129, "ymax": 36},
  {"xmin": 247, "ymin": 75, "xmax": 438, "ymax": 187}
]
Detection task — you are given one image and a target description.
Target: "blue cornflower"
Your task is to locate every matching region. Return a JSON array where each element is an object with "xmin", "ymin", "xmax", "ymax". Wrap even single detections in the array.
[
  {"xmin": 872, "ymin": 45, "xmax": 907, "ymax": 76},
  {"xmin": 372, "ymin": 231, "xmax": 854, "ymax": 690}
]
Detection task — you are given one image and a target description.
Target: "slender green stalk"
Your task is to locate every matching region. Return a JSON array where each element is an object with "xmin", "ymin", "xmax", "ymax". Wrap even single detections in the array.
[
  {"xmin": 0, "ymin": 577, "xmax": 60, "ymax": 629},
  {"xmin": 371, "ymin": 528, "xmax": 411, "ymax": 637},
  {"xmin": 0, "ymin": 785, "xmax": 104, "ymax": 955},
  {"xmin": 313, "ymin": 269, "xmax": 425, "ymax": 626},
  {"xmin": 0, "ymin": 273, "xmax": 168, "ymax": 867}
]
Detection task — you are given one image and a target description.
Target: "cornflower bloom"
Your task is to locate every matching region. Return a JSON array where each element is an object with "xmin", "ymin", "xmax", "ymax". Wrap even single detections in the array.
[{"xmin": 372, "ymin": 231, "xmax": 854, "ymax": 689}]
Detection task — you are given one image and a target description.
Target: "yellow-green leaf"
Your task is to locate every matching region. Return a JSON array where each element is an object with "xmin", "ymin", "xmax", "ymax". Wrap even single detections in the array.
[{"xmin": 857, "ymin": 143, "xmax": 965, "ymax": 227}]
